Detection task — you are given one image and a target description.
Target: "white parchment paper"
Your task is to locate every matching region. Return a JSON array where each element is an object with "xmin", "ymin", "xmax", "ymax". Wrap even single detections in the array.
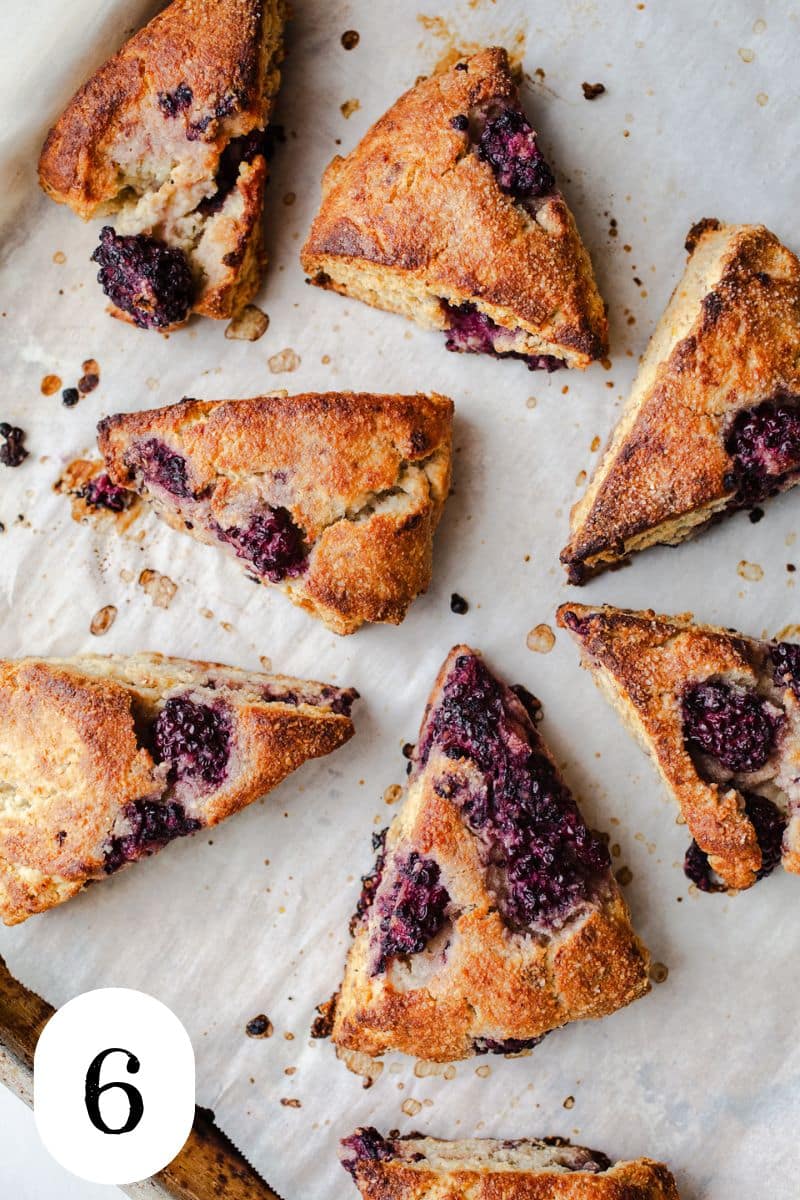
[{"xmin": 1, "ymin": 2, "xmax": 799, "ymax": 1197}]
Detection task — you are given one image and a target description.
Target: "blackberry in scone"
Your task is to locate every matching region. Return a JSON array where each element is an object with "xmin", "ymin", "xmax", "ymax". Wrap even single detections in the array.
[
  {"xmin": 562, "ymin": 220, "xmax": 800, "ymax": 582},
  {"xmin": 340, "ymin": 1129, "xmax": 680, "ymax": 1200},
  {"xmin": 322, "ymin": 646, "xmax": 649, "ymax": 1065},
  {"xmin": 558, "ymin": 603, "xmax": 800, "ymax": 893},
  {"xmin": 0, "ymin": 653, "xmax": 356, "ymax": 923},
  {"xmin": 97, "ymin": 391, "xmax": 453, "ymax": 635},
  {"xmin": 301, "ymin": 48, "xmax": 608, "ymax": 371},
  {"xmin": 38, "ymin": 0, "xmax": 286, "ymax": 330}
]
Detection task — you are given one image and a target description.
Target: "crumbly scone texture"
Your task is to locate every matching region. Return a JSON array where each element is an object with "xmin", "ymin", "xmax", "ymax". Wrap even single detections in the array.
[
  {"xmin": 301, "ymin": 47, "xmax": 607, "ymax": 368},
  {"xmin": 329, "ymin": 645, "xmax": 649, "ymax": 1063},
  {"xmin": 0, "ymin": 653, "xmax": 355, "ymax": 924},
  {"xmin": 38, "ymin": 0, "xmax": 287, "ymax": 323},
  {"xmin": 562, "ymin": 219, "xmax": 800, "ymax": 580},
  {"xmin": 98, "ymin": 392, "xmax": 454, "ymax": 634},
  {"xmin": 344, "ymin": 1134, "xmax": 679, "ymax": 1200},
  {"xmin": 557, "ymin": 603, "xmax": 800, "ymax": 889}
]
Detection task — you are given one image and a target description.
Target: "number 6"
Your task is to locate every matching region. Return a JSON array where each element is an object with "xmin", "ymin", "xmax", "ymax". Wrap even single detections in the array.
[{"xmin": 84, "ymin": 1048, "xmax": 144, "ymax": 1135}]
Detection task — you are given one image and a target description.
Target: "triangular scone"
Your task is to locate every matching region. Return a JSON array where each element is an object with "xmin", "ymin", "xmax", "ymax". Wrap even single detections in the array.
[
  {"xmin": 340, "ymin": 1130, "xmax": 680, "ymax": 1200},
  {"xmin": 325, "ymin": 646, "xmax": 648, "ymax": 1064},
  {"xmin": 301, "ymin": 48, "xmax": 607, "ymax": 371},
  {"xmin": 562, "ymin": 219, "xmax": 800, "ymax": 582},
  {"xmin": 558, "ymin": 603, "xmax": 800, "ymax": 893},
  {"xmin": 97, "ymin": 391, "xmax": 453, "ymax": 635},
  {"xmin": 38, "ymin": 0, "xmax": 286, "ymax": 330},
  {"xmin": 0, "ymin": 653, "xmax": 355, "ymax": 924}
]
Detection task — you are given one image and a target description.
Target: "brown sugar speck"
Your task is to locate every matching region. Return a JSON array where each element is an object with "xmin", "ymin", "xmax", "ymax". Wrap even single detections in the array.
[
  {"xmin": 90, "ymin": 605, "xmax": 117, "ymax": 636},
  {"xmin": 340, "ymin": 98, "xmax": 361, "ymax": 119},
  {"xmin": 590, "ymin": 435, "xmax": 601, "ymax": 452},
  {"xmin": 245, "ymin": 1014, "xmax": 273, "ymax": 1038},
  {"xmin": 82, "ymin": 358, "xmax": 100, "ymax": 377},
  {"xmin": 280, "ymin": 1098, "xmax": 301, "ymax": 1108},
  {"xmin": 563, "ymin": 1095, "xmax": 575, "ymax": 1109},
  {"xmin": 41, "ymin": 374, "xmax": 62, "ymax": 396},
  {"xmin": 268, "ymin": 347, "xmax": 301, "ymax": 373},
  {"xmin": 581, "ymin": 82, "xmax": 606, "ymax": 100},
  {"xmin": 649, "ymin": 962, "xmax": 669, "ymax": 984},
  {"xmin": 615, "ymin": 866, "xmax": 633, "ymax": 886},
  {"xmin": 526, "ymin": 624, "xmax": 555, "ymax": 654},
  {"xmin": 341, "ymin": 29, "xmax": 360, "ymax": 49},
  {"xmin": 138, "ymin": 568, "xmax": 178, "ymax": 608}
]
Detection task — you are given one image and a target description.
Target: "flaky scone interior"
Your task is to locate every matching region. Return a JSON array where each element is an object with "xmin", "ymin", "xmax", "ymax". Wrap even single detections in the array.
[
  {"xmin": 302, "ymin": 47, "xmax": 607, "ymax": 371},
  {"xmin": 562, "ymin": 219, "xmax": 800, "ymax": 582},
  {"xmin": 97, "ymin": 391, "xmax": 453, "ymax": 634},
  {"xmin": 0, "ymin": 652, "xmax": 356, "ymax": 924},
  {"xmin": 340, "ymin": 1129, "xmax": 680, "ymax": 1200},
  {"xmin": 322, "ymin": 646, "xmax": 648, "ymax": 1064},
  {"xmin": 558, "ymin": 603, "xmax": 800, "ymax": 892},
  {"xmin": 38, "ymin": 0, "xmax": 287, "ymax": 329}
]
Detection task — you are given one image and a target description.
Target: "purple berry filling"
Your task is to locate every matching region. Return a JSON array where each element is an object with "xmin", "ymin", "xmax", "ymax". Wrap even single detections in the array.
[
  {"xmin": 81, "ymin": 473, "xmax": 131, "ymax": 513},
  {"xmin": 103, "ymin": 798, "xmax": 201, "ymax": 873},
  {"xmin": 478, "ymin": 107, "xmax": 555, "ymax": 200},
  {"xmin": 351, "ymin": 828, "xmax": 387, "ymax": 935},
  {"xmin": 152, "ymin": 697, "xmax": 231, "ymax": 787},
  {"xmin": 374, "ymin": 851, "xmax": 450, "ymax": 972},
  {"xmin": 199, "ymin": 128, "xmax": 267, "ymax": 215},
  {"xmin": 0, "ymin": 423, "xmax": 28, "ymax": 468},
  {"xmin": 261, "ymin": 683, "xmax": 358, "ymax": 717},
  {"xmin": 443, "ymin": 301, "xmax": 564, "ymax": 371},
  {"xmin": 132, "ymin": 438, "xmax": 191, "ymax": 498},
  {"xmin": 91, "ymin": 227, "xmax": 193, "ymax": 330},
  {"xmin": 770, "ymin": 641, "xmax": 800, "ymax": 698},
  {"xmin": 684, "ymin": 792, "xmax": 786, "ymax": 891},
  {"xmin": 340, "ymin": 1128, "xmax": 393, "ymax": 1177},
  {"xmin": 724, "ymin": 398, "xmax": 800, "ymax": 505},
  {"xmin": 681, "ymin": 680, "xmax": 783, "ymax": 774},
  {"xmin": 417, "ymin": 654, "xmax": 609, "ymax": 932},
  {"xmin": 473, "ymin": 1034, "xmax": 546, "ymax": 1055},
  {"xmin": 217, "ymin": 507, "xmax": 307, "ymax": 583},
  {"xmin": 158, "ymin": 82, "xmax": 193, "ymax": 118}
]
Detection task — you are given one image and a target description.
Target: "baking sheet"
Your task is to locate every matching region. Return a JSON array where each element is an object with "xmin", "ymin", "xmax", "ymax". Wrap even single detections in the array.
[{"xmin": 1, "ymin": 1, "xmax": 799, "ymax": 1196}]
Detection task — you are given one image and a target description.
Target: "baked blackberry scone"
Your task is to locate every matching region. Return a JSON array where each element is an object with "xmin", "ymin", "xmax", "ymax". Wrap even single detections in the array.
[
  {"xmin": 558, "ymin": 603, "xmax": 800, "ymax": 893},
  {"xmin": 0, "ymin": 653, "xmax": 356, "ymax": 924},
  {"xmin": 97, "ymin": 391, "xmax": 453, "ymax": 635},
  {"xmin": 38, "ymin": 0, "xmax": 286, "ymax": 330},
  {"xmin": 301, "ymin": 48, "xmax": 607, "ymax": 371},
  {"xmin": 340, "ymin": 1130, "xmax": 680, "ymax": 1199},
  {"xmin": 562, "ymin": 219, "xmax": 800, "ymax": 581},
  {"xmin": 322, "ymin": 646, "xmax": 649, "ymax": 1064}
]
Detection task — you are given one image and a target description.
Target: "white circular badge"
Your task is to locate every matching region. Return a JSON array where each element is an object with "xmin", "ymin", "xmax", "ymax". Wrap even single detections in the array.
[{"xmin": 34, "ymin": 988, "xmax": 195, "ymax": 1185}]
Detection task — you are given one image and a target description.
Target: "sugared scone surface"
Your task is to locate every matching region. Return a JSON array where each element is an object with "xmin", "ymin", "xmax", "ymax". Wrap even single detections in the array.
[
  {"xmin": 302, "ymin": 47, "xmax": 607, "ymax": 369},
  {"xmin": 98, "ymin": 391, "xmax": 454, "ymax": 634},
  {"xmin": 558, "ymin": 604, "xmax": 800, "ymax": 892},
  {"xmin": 340, "ymin": 1129, "xmax": 681, "ymax": 1200},
  {"xmin": 0, "ymin": 652, "xmax": 355, "ymax": 923},
  {"xmin": 328, "ymin": 646, "xmax": 648, "ymax": 1063},
  {"xmin": 562, "ymin": 219, "xmax": 800, "ymax": 581}
]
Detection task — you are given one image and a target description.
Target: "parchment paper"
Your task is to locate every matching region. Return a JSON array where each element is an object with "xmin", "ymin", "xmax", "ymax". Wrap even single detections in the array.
[{"xmin": 1, "ymin": 2, "xmax": 798, "ymax": 1197}]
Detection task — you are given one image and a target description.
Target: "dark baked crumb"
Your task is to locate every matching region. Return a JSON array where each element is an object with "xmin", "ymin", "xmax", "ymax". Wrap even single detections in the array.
[
  {"xmin": 581, "ymin": 82, "xmax": 606, "ymax": 100},
  {"xmin": 245, "ymin": 1014, "xmax": 273, "ymax": 1038},
  {"xmin": 91, "ymin": 226, "xmax": 193, "ymax": 330},
  {"xmin": 61, "ymin": 387, "xmax": 80, "ymax": 407},
  {"xmin": 771, "ymin": 641, "xmax": 800, "ymax": 696},
  {"xmin": 450, "ymin": 592, "xmax": 469, "ymax": 614},
  {"xmin": 0, "ymin": 423, "xmax": 28, "ymax": 468},
  {"xmin": 78, "ymin": 373, "xmax": 99, "ymax": 395},
  {"xmin": 152, "ymin": 696, "xmax": 232, "ymax": 787},
  {"xmin": 681, "ymin": 680, "xmax": 783, "ymax": 773},
  {"xmin": 473, "ymin": 1034, "xmax": 546, "ymax": 1055},
  {"xmin": 104, "ymin": 798, "xmax": 201, "ymax": 873},
  {"xmin": 748, "ymin": 506, "xmax": 765, "ymax": 523},
  {"xmin": 341, "ymin": 30, "xmax": 360, "ymax": 49},
  {"xmin": 310, "ymin": 994, "xmax": 338, "ymax": 1039}
]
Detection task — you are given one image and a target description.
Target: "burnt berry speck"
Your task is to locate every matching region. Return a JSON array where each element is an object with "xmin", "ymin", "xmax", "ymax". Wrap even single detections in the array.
[
  {"xmin": 78, "ymin": 373, "xmax": 99, "ymax": 395},
  {"xmin": 62, "ymin": 387, "xmax": 80, "ymax": 407},
  {"xmin": 152, "ymin": 696, "xmax": 231, "ymax": 787},
  {"xmin": 443, "ymin": 301, "xmax": 564, "ymax": 371},
  {"xmin": 81, "ymin": 473, "xmax": 131, "ymax": 513},
  {"xmin": 415, "ymin": 653, "xmax": 610, "ymax": 931},
  {"xmin": 450, "ymin": 592, "xmax": 469, "ymax": 614},
  {"xmin": 374, "ymin": 852, "xmax": 450, "ymax": 972},
  {"xmin": 340, "ymin": 1128, "xmax": 393, "ymax": 1178},
  {"xmin": 218, "ymin": 507, "xmax": 307, "ymax": 582},
  {"xmin": 681, "ymin": 680, "xmax": 783, "ymax": 773},
  {"xmin": 473, "ymin": 1034, "xmax": 545, "ymax": 1055},
  {"xmin": 134, "ymin": 438, "xmax": 191, "ymax": 497},
  {"xmin": 725, "ymin": 398, "xmax": 800, "ymax": 505},
  {"xmin": 158, "ymin": 82, "xmax": 193, "ymax": 117},
  {"xmin": 771, "ymin": 641, "xmax": 800, "ymax": 697},
  {"xmin": 450, "ymin": 114, "xmax": 469, "ymax": 131},
  {"xmin": 0, "ymin": 423, "xmax": 28, "ymax": 468},
  {"xmin": 104, "ymin": 798, "xmax": 201, "ymax": 873},
  {"xmin": 478, "ymin": 107, "xmax": 555, "ymax": 199},
  {"xmin": 91, "ymin": 226, "xmax": 193, "ymax": 330}
]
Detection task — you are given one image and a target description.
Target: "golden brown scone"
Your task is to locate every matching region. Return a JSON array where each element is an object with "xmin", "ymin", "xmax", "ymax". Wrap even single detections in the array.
[
  {"xmin": 562, "ymin": 219, "xmax": 800, "ymax": 582},
  {"xmin": 301, "ymin": 48, "xmax": 607, "ymax": 371},
  {"xmin": 97, "ymin": 391, "xmax": 454, "ymax": 635},
  {"xmin": 0, "ymin": 653, "xmax": 356, "ymax": 924},
  {"xmin": 38, "ymin": 0, "xmax": 286, "ymax": 329},
  {"xmin": 339, "ymin": 1130, "xmax": 680, "ymax": 1200},
  {"xmin": 557, "ymin": 603, "xmax": 800, "ymax": 892},
  {"xmin": 324, "ymin": 646, "xmax": 648, "ymax": 1065}
]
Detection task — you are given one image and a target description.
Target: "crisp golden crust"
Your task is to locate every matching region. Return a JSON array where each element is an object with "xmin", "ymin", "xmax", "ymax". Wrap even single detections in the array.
[
  {"xmin": 330, "ymin": 645, "xmax": 648, "ymax": 1063},
  {"xmin": 98, "ymin": 392, "xmax": 454, "ymax": 634},
  {"xmin": 38, "ymin": 0, "xmax": 285, "ymax": 323},
  {"xmin": 301, "ymin": 48, "xmax": 607, "ymax": 368},
  {"xmin": 562, "ymin": 220, "xmax": 800, "ymax": 580},
  {"xmin": 0, "ymin": 653, "xmax": 355, "ymax": 924},
  {"xmin": 557, "ymin": 603, "xmax": 800, "ymax": 889}
]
